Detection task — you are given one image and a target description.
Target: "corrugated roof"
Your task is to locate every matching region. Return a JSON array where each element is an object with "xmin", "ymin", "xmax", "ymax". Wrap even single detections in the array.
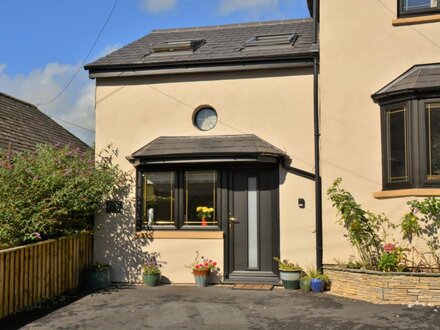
[
  {"xmin": 131, "ymin": 135, "xmax": 288, "ymax": 160},
  {"xmin": 0, "ymin": 92, "xmax": 89, "ymax": 152},
  {"xmin": 85, "ymin": 18, "xmax": 315, "ymax": 72},
  {"xmin": 372, "ymin": 63, "xmax": 440, "ymax": 102}
]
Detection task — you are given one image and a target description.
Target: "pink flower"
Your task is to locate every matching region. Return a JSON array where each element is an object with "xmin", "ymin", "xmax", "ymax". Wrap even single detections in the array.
[{"xmin": 384, "ymin": 243, "xmax": 396, "ymax": 253}]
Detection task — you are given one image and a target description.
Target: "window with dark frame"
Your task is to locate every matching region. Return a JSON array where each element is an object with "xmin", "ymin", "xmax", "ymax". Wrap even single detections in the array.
[
  {"xmin": 241, "ymin": 33, "xmax": 297, "ymax": 51},
  {"xmin": 398, "ymin": 0, "xmax": 440, "ymax": 17},
  {"xmin": 426, "ymin": 103, "xmax": 440, "ymax": 180},
  {"xmin": 138, "ymin": 169, "xmax": 220, "ymax": 230},
  {"xmin": 381, "ymin": 99, "xmax": 440, "ymax": 190},
  {"xmin": 141, "ymin": 171, "xmax": 175, "ymax": 227},
  {"xmin": 386, "ymin": 108, "xmax": 409, "ymax": 183}
]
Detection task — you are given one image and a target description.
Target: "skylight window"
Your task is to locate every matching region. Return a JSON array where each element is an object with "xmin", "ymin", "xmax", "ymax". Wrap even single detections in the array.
[
  {"xmin": 241, "ymin": 33, "xmax": 297, "ymax": 50},
  {"xmin": 150, "ymin": 39, "xmax": 205, "ymax": 55}
]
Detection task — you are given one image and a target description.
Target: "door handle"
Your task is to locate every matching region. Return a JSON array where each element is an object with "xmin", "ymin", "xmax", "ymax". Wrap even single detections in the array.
[{"xmin": 229, "ymin": 217, "xmax": 238, "ymax": 223}]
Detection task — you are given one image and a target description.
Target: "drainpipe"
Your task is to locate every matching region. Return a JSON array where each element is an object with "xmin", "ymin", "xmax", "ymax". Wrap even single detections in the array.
[{"xmin": 312, "ymin": 0, "xmax": 323, "ymax": 272}]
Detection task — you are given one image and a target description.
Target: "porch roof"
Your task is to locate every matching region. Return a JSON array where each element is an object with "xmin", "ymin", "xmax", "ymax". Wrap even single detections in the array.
[{"xmin": 129, "ymin": 134, "xmax": 289, "ymax": 165}]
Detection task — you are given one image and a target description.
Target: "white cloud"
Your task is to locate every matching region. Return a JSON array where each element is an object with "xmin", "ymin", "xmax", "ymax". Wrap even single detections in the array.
[
  {"xmin": 141, "ymin": 0, "xmax": 177, "ymax": 13},
  {"xmin": 218, "ymin": 0, "xmax": 279, "ymax": 15},
  {"xmin": 0, "ymin": 62, "xmax": 95, "ymax": 146},
  {"xmin": 0, "ymin": 44, "xmax": 123, "ymax": 147}
]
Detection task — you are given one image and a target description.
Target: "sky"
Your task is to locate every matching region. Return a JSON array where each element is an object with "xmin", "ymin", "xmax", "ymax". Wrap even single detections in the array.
[{"xmin": 0, "ymin": 0, "xmax": 310, "ymax": 145}]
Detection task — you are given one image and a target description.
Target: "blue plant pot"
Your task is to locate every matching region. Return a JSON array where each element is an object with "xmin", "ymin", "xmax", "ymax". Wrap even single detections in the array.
[{"xmin": 310, "ymin": 278, "xmax": 325, "ymax": 293}]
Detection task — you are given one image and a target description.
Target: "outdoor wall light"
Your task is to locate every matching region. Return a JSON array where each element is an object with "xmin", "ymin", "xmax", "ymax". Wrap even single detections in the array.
[
  {"xmin": 106, "ymin": 200, "xmax": 123, "ymax": 213},
  {"xmin": 298, "ymin": 198, "xmax": 305, "ymax": 209}
]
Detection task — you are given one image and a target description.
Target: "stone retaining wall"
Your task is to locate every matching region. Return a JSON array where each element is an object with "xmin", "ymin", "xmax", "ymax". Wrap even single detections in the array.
[{"xmin": 324, "ymin": 266, "xmax": 440, "ymax": 306}]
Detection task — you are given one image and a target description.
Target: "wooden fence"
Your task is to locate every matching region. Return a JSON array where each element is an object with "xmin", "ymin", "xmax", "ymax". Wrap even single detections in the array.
[{"xmin": 0, "ymin": 232, "xmax": 93, "ymax": 319}]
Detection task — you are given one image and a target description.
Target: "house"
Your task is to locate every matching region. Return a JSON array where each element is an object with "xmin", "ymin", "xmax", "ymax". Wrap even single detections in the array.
[
  {"xmin": 85, "ymin": 0, "xmax": 440, "ymax": 283},
  {"xmin": 0, "ymin": 91, "xmax": 88, "ymax": 152}
]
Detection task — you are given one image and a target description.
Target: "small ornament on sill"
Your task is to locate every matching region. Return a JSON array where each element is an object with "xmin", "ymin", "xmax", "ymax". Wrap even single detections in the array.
[{"xmin": 196, "ymin": 206, "xmax": 214, "ymax": 227}]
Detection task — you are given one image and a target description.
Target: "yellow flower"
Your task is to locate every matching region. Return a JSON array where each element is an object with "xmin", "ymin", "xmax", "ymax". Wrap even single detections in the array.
[
  {"xmin": 197, "ymin": 207, "xmax": 203, "ymax": 212},
  {"xmin": 208, "ymin": 208, "xmax": 214, "ymax": 213},
  {"xmin": 202, "ymin": 207, "xmax": 209, "ymax": 213}
]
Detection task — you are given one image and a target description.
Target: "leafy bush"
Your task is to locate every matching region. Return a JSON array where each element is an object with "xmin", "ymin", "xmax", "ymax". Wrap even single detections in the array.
[
  {"xmin": 328, "ymin": 178, "xmax": 440, "ymax": 272},
  {"xmin": 327, "ymin": 178, "xmax": 393, "ymax": 269},
  {"xmin": 0, "ymin": 144, "xmax": 129, "ymax": 248},
  {"xmin": 378, "ymin": 243, "xmax": 407, "ymax": 272},
  {"xmin": 401, "ymin": 198, "xmax": 440, "ymax": 271}
]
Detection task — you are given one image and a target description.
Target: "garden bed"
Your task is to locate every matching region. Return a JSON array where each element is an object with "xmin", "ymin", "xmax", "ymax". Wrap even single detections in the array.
[{"xmin": 324, "ymin": 265, "xmax": 440, "ymax": 306}]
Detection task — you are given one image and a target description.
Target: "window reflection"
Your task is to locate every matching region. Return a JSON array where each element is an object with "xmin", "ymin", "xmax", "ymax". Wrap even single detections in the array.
[
  {"xmin": 185, "ymin": 171, "xmax": 217, "ymax": 226},
  {"xmin": 142, "ymin": 172, "xmax": 174, "ymax": 226},
  {"xmin": 387, "ymin": 109, "xmax": 408, "ymax": 182},
  {"xmin": 427, "ymin": 104, "xmax": 440, "ymax": 180}
]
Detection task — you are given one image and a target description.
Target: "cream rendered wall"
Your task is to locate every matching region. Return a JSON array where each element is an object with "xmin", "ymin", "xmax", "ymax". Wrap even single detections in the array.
[
  {"xmin": 93, "ymin": 68, "xmax": 316, "ymax": 282},
  {"xmin": 320, "ymin": 1, "xmax": 440, "ymax": 262}
]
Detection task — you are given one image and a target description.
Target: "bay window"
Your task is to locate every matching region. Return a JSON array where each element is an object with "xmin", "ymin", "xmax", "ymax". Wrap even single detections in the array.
[
  {"xmin": 380, "ymin": 99, "xmax": 440, "ymax": 190},
  {"xmin": 137, "ymin": 169, "xmax": 220, "ymax": 230}
]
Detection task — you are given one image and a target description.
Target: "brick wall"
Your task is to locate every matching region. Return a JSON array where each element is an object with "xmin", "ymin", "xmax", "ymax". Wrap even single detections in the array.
[{"xmin": 324, "ymin": 266, "xmax": 440, "ymax": 306}]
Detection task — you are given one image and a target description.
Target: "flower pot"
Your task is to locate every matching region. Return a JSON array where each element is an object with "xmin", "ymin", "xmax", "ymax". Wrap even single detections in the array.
[
  {"xmin": 84, "ymin": 268, "xmax": 111, "ymax": 290},
  {"xmin": 279, "ymin": 269, "xmax": 301, "ymax": 290},
  {"xmin": 193, "ymin": 270, "xmax": 209, "ymax": 287},
  {"xmin": 299, "ymin": 277, "xmax": 311, "ymax": 292},
  {"xmin": 310, "ymin": 278, "xmax": 325, "ymax": 293},
  {"xmin": 201, "ymin": 217, "xmax": 208, "ymax": 226},
  {"xmin": 143, "ymin": 273, "xmax": 160, "ymax": 287}
]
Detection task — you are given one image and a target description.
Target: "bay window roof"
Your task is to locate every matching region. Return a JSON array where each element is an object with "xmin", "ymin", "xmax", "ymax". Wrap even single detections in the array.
[
  {"xmin": 128, "ymin": 135, "xmax": 290, "ymax": 165},
  {"xmin": 372, "ymin": 63, "xmax": 440, "ymax": 103}
]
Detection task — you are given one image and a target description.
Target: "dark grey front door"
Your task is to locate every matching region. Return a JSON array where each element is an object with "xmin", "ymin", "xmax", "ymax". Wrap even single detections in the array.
[{"xmin": 226, "ymin": 167, "xmax": 279, "ymax": 283}]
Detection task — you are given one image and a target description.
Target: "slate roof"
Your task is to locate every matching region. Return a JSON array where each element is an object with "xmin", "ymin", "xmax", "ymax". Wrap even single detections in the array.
[
  {"xmin": 372, "ymin": 63, "xmax": 440, "ymax": 102},
  {"xmin": 130, "ymin": 135, "xmax": 288, "ymax": 161},
  {"xmin": 0, "ymin": 92, "xmax": 89, "ymax": 152},
  {"xmin": 85, "ymin": 18, "xmax": 315, "ymax": 72}
]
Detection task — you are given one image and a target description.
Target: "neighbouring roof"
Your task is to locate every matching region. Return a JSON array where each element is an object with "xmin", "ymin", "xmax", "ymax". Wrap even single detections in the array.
[
  {"xmin": 372, "ymin": 63, "xmax": 440, "ymax": 103},
  {"xmin": 0, "ymin": 92, "xmax": 89, "ymax": 152},
  {"xmin": 129, "ymin": 135, "xmax": 289, "ymax": 164},
  {"xmin": 85, "ymin": 18, "xmax": 316, "ymax": 76}
]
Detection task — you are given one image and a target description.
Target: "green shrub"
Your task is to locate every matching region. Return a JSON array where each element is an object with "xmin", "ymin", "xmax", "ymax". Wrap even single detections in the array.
[
  {"xmin": 327, "ymin": 178, "xmax": 394, "ymax": 269},
  {"xmin": 0, "ymin": 144, "xmax": 129, "ymax": 248}
]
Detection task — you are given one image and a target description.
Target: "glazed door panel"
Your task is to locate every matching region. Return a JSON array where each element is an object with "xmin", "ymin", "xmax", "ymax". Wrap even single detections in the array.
[{"xmin": 227, "ymin": 167, "xmax": 279, "ymax": 283}]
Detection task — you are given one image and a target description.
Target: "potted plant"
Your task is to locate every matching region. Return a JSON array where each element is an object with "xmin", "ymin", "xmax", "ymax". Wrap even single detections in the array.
[
  {"xmin": 83, "ymin": 262, "xmax": 111, "ymax": 290},
  {"xmin": 299, "ymin": 274, "xmax": 311, "ymax": 292},
  {"xmin": 308, "ymin": 268, "xmax": 329, "ymax": 293},
  {"xmin": 142, "ymin": 252, "xmax": 162, "ymax": 287},
  {"xmin": 274, "ymin": 257, "xmax": 302, "ymax": 290},
  {"xmin": 196, "ymin": 206, "xmax": 214, "ymax": 226},
  {"xmin": 186, "ymin": 251, "xmax": 219, "ymax": 287}
]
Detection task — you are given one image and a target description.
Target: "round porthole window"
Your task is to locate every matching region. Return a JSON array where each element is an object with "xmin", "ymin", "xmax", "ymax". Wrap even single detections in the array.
[{"xmin": 194, "ymin": 107, "xmax": 218, "ymax": 131}]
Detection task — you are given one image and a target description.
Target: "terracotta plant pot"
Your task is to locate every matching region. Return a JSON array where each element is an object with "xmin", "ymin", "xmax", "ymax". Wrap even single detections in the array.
[
  {"xmin": 143, "ymin": 273, "xmax": 160, "ymax": 287},
  {"xmin": 193, "ymin": 270, "xmax": 209, "ymax": 287}
]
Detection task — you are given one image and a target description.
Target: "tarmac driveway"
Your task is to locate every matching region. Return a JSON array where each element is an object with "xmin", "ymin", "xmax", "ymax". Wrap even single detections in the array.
[{"xmin": 13, "ymin": 285, "xmax": 440, "ymax": 329}]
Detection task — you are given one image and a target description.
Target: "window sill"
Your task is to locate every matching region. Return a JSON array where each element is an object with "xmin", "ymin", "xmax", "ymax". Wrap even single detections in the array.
[
  {"xmin": 373, "ymin": 188, "xmax": 440, "ymax": 199},
  {"xmin": 135, "ymin": 230, "xmax": 224, "ymax": 239},
  {"xmin": 392, "ymin": 14, "xmax": 440, "ymax": 26}
]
